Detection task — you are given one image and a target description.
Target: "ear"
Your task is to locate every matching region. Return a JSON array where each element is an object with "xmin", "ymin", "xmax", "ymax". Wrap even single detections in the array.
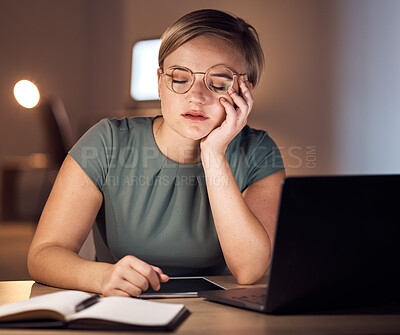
[{"xmin": 157, "ymin": 68, "xmax": 163, "ymax": 99}]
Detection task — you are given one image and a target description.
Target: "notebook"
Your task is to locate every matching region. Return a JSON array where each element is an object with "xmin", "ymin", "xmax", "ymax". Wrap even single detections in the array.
[{"xmin": 199, "ymin": 175, "xmax": 400, "ymax": 314}]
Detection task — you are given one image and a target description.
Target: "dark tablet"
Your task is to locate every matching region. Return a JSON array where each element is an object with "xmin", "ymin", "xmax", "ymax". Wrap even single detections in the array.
[{"xmin": 139, "ymin": 277, "xmax": 225, "ymax": 298}]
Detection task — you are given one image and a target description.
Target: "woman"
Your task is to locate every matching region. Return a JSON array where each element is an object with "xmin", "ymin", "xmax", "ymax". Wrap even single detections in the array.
[{"xmin": 28, "ymin": 9, "xmax": 285, "ymax": 297}]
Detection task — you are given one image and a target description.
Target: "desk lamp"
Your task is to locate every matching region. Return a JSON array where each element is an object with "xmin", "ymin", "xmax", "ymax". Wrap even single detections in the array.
[{"xmin": 13, "ymin": 79, "xmax": 40, "ymax": 109}]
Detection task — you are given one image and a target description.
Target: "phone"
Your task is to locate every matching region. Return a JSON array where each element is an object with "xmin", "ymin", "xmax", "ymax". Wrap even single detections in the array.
[{"xmin": 138, "ymin": 277, "xmax": 225, "ymax": 298}]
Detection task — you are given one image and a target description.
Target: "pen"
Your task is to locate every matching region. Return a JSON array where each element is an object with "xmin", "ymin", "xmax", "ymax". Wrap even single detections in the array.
[{"xmin": 75, "ymin": 294, "xmax": 101, "ymax": 312}]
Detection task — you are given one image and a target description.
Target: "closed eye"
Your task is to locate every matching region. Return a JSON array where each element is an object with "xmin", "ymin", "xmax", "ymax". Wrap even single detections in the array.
[
  {"xmin": 210, "ymin": 85, "xmax": 226, "ymax": 91},
  {"xmin": 173, "ymin": 79, "xmax": 189, "ymax": 84}
]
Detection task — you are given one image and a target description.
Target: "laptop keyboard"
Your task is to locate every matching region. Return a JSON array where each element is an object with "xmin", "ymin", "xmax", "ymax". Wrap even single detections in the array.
[{"xmin": 231, "ymin": 294, "xmax": 266, "ymax": 305}]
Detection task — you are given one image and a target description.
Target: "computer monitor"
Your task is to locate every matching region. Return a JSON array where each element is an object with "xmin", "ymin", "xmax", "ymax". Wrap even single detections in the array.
[{"xmin": 130, "ymin": 39, "xmax": 161, "ymax": 101}]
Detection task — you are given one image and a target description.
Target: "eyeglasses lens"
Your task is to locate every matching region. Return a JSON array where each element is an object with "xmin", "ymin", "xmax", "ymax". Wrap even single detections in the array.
[
  {"xmin": 165, "ymin": 67, "xmax": 234, "ymax": 94},
  {"xmin": 206, "ymin": 68, "xmax": 234, "ymax": 93},
  {"xmin": 164, "ymin": 68, "xmax": 191, "ymax": 94}
]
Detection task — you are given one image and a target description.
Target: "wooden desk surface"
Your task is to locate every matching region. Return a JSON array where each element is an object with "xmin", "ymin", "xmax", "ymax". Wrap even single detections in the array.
[{"xmin": 1, "ymin": 277, "xmax": 400, "ymax": 335}]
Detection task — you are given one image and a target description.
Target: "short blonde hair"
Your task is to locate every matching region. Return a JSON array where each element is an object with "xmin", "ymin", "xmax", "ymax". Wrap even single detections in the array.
[{"xmin": 159, "ymin": 9, "xmax": 265, "ymax": 87}]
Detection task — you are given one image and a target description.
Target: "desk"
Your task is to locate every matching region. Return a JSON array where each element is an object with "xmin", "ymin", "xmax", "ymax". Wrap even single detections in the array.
[{"xmin": 1, "ymin": 277, "xmax": 400, "ymax": 335}]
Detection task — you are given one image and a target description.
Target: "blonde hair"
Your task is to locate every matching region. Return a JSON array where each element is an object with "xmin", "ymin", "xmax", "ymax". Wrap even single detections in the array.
[{"xmin": 159, "ymin": 9, "xmax": 264, "ymax": 87}]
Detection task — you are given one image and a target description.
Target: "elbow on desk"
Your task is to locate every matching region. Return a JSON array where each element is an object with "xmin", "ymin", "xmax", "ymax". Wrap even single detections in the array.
[
  {"xmin": 235, "ymin": 274, "xmax": 262, "ymax": 285},
  {"xmin": 26, "ymin": 248, "xmax": 41, "ymax": 282},
  {"xmin": 26, "ymin": 244, "xmax": 55, "ymax": 284},
  {"xmin": 230, "ymin": 256, "xmax": 270, "ymax": 285},
  {"xmin": 232, "ymin": 267, "xmax": 267, "ymax": 285}
]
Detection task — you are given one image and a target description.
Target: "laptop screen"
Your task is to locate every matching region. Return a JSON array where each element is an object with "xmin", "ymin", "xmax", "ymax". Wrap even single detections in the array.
[{"xmin": 265, "ymin": 175, "xmax": 400, "ymax": 313}]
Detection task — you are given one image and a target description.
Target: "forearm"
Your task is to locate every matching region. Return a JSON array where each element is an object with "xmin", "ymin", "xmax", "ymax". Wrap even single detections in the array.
[
  {"xmin": 28, "ymin": 244, "xmax": 111, "ymax": 293},
  {"xmin": 202, "ymin": 151, "xmax": 272, "ymax": 284}
]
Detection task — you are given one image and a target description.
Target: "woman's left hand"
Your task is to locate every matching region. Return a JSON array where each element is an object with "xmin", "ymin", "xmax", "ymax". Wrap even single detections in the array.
[{"xmin": 200, "ymin": 75, "xmax": 253, "ymax": 157}]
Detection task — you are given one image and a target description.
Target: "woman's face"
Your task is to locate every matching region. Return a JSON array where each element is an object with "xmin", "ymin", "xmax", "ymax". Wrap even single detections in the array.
[{"xmin": 158, "ymin": 35, "xmax": 248, "ymax": 141}]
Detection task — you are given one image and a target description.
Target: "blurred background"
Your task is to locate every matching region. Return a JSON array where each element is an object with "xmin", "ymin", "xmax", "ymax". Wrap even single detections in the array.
[{"xmin": 0, "ymin": 0, "xmax": 399, "ymax": 279}]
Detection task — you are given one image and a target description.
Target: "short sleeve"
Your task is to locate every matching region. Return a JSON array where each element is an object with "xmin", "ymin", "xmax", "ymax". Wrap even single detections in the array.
[
  {"xmin": 245, "ymin": 132, "xmax": 284, "ymax": 187},
  {"xmin": 68, "ymin": 119, "xmax": 114, "ymax": 191},
  {"xmin": 227, "ymin": 126, "xmax": 284, "ymax": 191}
]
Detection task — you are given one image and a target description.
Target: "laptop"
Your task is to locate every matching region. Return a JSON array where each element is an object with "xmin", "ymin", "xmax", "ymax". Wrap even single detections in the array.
[{"xmin": 199, "ymin": 175, "xmax": 400, "ymax": 314}]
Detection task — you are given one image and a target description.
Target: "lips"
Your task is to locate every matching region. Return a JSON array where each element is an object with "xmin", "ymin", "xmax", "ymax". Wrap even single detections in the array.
[{"xmin": 182, "ymin": 110, "xmax": 209, "ymax": 121}]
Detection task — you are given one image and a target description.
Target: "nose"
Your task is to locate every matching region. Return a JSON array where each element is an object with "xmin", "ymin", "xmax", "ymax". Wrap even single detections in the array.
[{"xmin": 185, "ymin": 75, "xmax": 209, "ymax": 104}]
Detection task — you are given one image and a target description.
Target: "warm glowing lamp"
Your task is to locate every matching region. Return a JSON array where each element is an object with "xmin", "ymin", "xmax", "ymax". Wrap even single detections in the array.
[
  {"xmin": 3, "ymin": 80, "xmax": 76, "ymax": 222},
  {"xmin": 13, "ymin": 80, "xmax": 40, "ymax": 108}
]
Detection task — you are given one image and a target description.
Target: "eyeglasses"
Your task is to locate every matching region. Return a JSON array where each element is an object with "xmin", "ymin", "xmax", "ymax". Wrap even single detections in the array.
[{"xmin": 160, "ymin": 65, "xmax": 245, "ymax": 94}]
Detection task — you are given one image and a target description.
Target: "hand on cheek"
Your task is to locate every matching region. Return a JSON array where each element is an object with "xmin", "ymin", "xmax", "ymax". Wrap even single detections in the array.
[
  {"xmin": 200, "ymin": 75, "xmax": 253, "ymax": 156},
  {"xmin": 219, "ymin": 74, "xmax": 253, "ymax": 135}
]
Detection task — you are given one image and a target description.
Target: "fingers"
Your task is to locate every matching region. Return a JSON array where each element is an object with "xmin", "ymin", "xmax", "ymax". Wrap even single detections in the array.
[
  {"xmin": 128, "ymin": 257, "xmax": 163, "ymax": 290},
  {"xmin": 227, "ymin": 75, "xmax": 253, "ymax": 118},
  {"xmin": 202, "ymin": 75, "xmax": 253, "ymax": 152},
  {"xmin": 101, "ymin": 256, "xmax": 169, "ymax": 297},
  {"xmin": 238, "ymin": 75, "xmax": 253, "ymax": 107},
  {"xmin": 152, "ymin": 265, "xmax": 170, "ymax": 283}
]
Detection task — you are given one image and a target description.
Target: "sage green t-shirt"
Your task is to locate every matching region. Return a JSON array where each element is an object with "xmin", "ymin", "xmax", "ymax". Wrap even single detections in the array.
[{"xmin": 69, "ymin": 116, "xmax": 284, "ymax": 276}]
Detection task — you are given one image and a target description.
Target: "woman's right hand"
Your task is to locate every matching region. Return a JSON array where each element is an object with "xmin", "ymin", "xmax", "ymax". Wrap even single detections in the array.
[
  {"xmin": 101, "ymin": 255, "xmax": 169, "ymax": 297},
  {"xmin": 28, "ymin": 156, "xmax": 169, "ymax": 295}
]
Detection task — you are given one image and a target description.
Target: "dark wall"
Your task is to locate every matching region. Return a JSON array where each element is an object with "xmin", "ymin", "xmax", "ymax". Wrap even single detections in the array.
[{"xmin": 1, "ymin": 0, "xmax": 399, "ymax": 220}]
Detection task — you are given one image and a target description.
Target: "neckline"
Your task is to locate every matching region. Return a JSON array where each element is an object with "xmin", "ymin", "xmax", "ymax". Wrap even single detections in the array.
[{"xmin": 150, "ymin": 115, "xmax": 202, "ymax": 167}]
